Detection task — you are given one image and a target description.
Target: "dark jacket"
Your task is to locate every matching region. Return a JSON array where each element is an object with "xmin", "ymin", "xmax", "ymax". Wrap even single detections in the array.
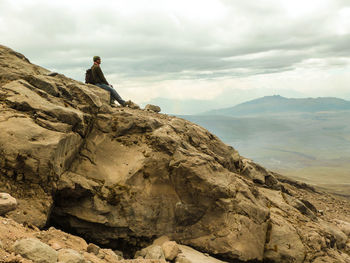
[{"xmin": 91, "ymin": 64, "xmax": 108, "ymax": 85}]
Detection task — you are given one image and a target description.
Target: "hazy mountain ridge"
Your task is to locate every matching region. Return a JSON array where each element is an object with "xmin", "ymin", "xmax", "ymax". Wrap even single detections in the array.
[
  {"xmin": 141, "ymin": 89, "xmax": 307, "ymax": 115},
  {"xmin": 203, "ymin": 95, "xmax": 350, "ymax": 116},
  {"xmin": 183, "ymin": 96, "xmax": 350, "ymax": 197}
]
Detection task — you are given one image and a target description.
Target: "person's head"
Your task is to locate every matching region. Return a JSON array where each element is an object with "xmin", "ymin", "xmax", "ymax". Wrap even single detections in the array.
[{"xmin": 93, "ymin": 56, "xmax": 101, "ymax": 64}]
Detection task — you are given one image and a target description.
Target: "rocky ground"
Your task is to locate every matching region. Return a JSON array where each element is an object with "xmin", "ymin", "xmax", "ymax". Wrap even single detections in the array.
[{"xmin": 0, "ymin": 44, "xmax": 350, "ymax": 262}]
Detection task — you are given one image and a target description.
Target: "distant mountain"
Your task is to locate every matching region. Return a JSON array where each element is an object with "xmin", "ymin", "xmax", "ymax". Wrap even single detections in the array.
[
  {"xmin": 202, "ymin": 95, "xmax": 350, "ymax": 116},
  {"xmin": 141, "ymin": 89, "xmax": 306, "ymax": 115}
]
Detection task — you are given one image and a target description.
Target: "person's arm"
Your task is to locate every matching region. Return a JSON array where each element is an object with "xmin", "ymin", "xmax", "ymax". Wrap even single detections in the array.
[{"xmin": 97, "ymin": 66, "xmax": 109, "ymax": 85}]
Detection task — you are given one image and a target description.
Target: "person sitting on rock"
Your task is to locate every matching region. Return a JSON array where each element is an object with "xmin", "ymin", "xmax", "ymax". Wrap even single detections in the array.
[{"xmin": 91, "ymin": 56, "xmax": 126, "ymax": 107}]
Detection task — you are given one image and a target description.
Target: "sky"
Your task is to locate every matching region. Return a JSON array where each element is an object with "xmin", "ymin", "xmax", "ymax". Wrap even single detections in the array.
[{"xmin": 1, "ymin": 0, "xmax": 350, "ymax": 112}]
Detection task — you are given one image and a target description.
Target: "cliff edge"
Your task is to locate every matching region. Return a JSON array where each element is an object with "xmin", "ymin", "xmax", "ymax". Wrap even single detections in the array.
[{"xmin": 0, "ymin": 45, "xmax": 350, "ymax": 263}]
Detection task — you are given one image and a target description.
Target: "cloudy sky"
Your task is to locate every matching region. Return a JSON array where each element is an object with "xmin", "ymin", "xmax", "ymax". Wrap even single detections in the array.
[{"xmin": 1, "ymin": 0, "xmax": 350, "ymax": 111}]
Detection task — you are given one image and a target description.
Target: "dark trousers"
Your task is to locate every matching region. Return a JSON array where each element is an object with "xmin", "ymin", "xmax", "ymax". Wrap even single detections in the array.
[{"xmin": 96, "ymin": 83, "xmax": 125, "ymax": 106}]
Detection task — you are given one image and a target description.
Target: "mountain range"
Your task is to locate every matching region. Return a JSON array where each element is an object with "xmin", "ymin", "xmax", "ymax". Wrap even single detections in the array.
[
  {"xmin": 182, "ymin": 95, "xmax": 350, "ymax": 197},
  {"xmin": 202, "ymin": 95, "xmax": 350, "ymax": 116},
  {"xmin": 141, "ymin": 89, "xmax": 307, "ymax": 115}
]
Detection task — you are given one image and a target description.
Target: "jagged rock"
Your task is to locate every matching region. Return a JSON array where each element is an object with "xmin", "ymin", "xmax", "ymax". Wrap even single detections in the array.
[
  {"xmin": 241, "ymin": 158, "xmax": 266, "ymax": 184},
  {"xmin": 135, "ymin": 245, "xmax": 165, "ymax": 260},
  {"xmin": 162, "ymin": 241, "xmax": 180, "ymax": 261},
  {"xmin": 175, "ymin": 245, "xmax": 225, "ymax": 263},
  {"xmin": 320, "ymin": 222, "xmax": 348, "ymax": 249},
  {"xmin": 283, "ymin": 193, "xmax": 316, "ymax": 220},
  {"xmin": 58, "ymin": 248, "xmax": 85, "ymax": 263},
  {"xmin": 144, "ymin": 104, "xmax": 161, "ymax": 113},
  {"xmin": 334, "ymin": 219, "xmax": 350, "ymax": 236},
  {"xmin": 313, "ymin": 249, "xmax": 350, "ymax": 263},
  {"xmin": 97, "ymin": 248, "xmax": 122, "ymax": 261},
  {"xmin": 153, "ymin": 236, "xmax": 170, "ymax": 246},
  {"xmin": 87, "ymin": 243, "xmax": 100, "ymax": 255},
  {"xmin": 113, "ymin": 249, "xmax": 123, "ymax": 258},
  {"xmin": 0, "ymin": 193, "xmax": 17, "ymax": 215},
  {"xmin": 13, "ymin": 238, "xmax": 58, "ymax": 263},
  {"xmin": 264, "ymin": 213, "xmax": 305, "ymax": 263}
]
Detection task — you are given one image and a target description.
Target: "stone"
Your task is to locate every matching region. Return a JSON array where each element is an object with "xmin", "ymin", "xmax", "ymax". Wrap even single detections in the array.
[
  {"xmin": 153, "ymin": 236, "xmax": 170, "ymax": 246},
  {"xmin": 162, "ymin": 241, "xmax": 180, "ymax": 261},
  {"xmin": 175, "ymin": 245, "xmax": 225, "ymax": 263},
  {"xmin": 321, "ymin": 222, "xmax": 348, "ymax": 249},
  {"xmin": 0, "ymin": 239, "xmax": 3, "ymax": 249},
  {"xmin": 264, "ymin": 214, "xmax": 305, "ymax": 263},
  {"xmin": 0, "ymin": 193, "xmax": 17, "ymax": 215},
  {"xmin": 13, "ymin": 238, "xmax": 58, "ymax": 263},
  {"xmin": 113, "ymin": 249, "xmax": 123, "ymax": 258},
  {"xmin": 145, "ymin": 104, "xmax": 161, "ymax": 113},
  {"xmin": 334, "ymin": 219, "xmax": 350, "ymax": 236},
  {"xmin": 97, "ymin": 248, "xmax": 122, "ymax": 261},
  {"xmin": 58, "ymin": 249, "xmax": 85, "ymax": 263},
  {"xmin": 49, "ymin": 242, "xmax": 62, "ymax": 251},
  {"xmin": 241, "ymin": 158, "xmax": 266, "ymax": 184},
  {"xmin": 87, "ymin": 243, "xmax": 100, "ymax": 255},
  {"xmin": 135, "ymin": 245, "xmax": 165, "ymax": 260}
]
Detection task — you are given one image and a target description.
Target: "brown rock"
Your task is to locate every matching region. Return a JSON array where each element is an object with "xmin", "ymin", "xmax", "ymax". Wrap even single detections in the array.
[
  {"xmin": 175, "ymin": 245, "xmax": 225, "ymax": 263},
  {"xmin": 58, "ymin": 248, "xmax": 84, "ymax": 263},
  {"xmin": 13, "ymin": 238, "xmax": 58, "ymax": 263},
  {"xmin": 334, "ymin": 219, "xmax": 350, "ymax": 236},
  {"xmin": 144, "ymin": 104, "xmax": 161, "ymax": 113},
  {"xmin": 161, "ymin": 241, "xmax": 179, "ymax": 261},
  {"xmin": 0, "ymin": 193, "xmax": 17, "ymax": 215},
  {"xmin": 87, "ymin": 243, "xmax": 100, "ymax": 255},
  {"xmin": 153, "ymin": 236, "xmax": 170, "ymax": 246},
  {"xmin": 264, "ymin": 213, "xmax": 305, "ymax": 263},
  {"xmin": 135, "ymin": 245, "xmax": 165, "ymax": 260}
]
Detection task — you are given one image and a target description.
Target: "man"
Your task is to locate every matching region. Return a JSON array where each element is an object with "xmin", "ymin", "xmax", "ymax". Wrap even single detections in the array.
[{"xmin": 91, "ymin": 56, "xmax": 126, "ymax": 107}]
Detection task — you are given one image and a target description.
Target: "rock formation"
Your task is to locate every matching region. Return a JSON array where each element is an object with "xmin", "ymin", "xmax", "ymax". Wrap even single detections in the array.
[
  {"xmin": 0, "ymin": 45, "xmax": 350, "ymax": 262},
  {"xmin": 0, "ymin": 192, "xmax": 17, "ymax": 215}
]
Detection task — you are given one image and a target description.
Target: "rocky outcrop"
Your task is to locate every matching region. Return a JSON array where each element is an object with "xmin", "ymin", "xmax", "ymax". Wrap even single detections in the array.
[
  {"xmin": 1, "ymin": 45, "xmax": 350, "ymax": 262},
  {"xmin": 144, "ymin": 104, "xmax": 161, "ymax": 113},
  {"xmin": 0, "ymin": 193, "xmax": 17, "ymax": 215},
  {"xmin": 13, "ymin": 238, "xmax": 58, "ymax": 263}
]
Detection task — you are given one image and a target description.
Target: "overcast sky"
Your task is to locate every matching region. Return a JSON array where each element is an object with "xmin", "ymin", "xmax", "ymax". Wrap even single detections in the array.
[{"xmin": 1, "ymin": 0, "xmax": 350, "ymax": 105}]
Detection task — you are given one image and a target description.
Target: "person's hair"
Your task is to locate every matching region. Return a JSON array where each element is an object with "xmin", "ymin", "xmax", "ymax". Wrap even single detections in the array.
[{"xmin": 93, "ymin": 56, "xmax": 101, "ymax": 62}]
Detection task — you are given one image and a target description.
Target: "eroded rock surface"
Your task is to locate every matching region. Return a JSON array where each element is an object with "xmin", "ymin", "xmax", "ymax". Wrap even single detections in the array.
[
  {"xmin": 0, "ymin": 192, "xmax": 17, "ymax": 215},
  {"xmin": 13, "ymin": 238, "xmax": 58, "ymax": 263},
  {"xmin": 1, "ymin": 45, "xmax": 350, "ymax": 262}
]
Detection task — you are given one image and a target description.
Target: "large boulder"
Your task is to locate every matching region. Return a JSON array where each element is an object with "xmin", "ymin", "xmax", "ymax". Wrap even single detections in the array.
[
  {"xmin": 162, "ymin": 241, "xmax": 180, "ymax": 261},
  {"xmin": 144, "ymin": 104, "xmax": 161, "ymax": 113},
  {"xmin": 135, "ymin": 245, "xmax": 165, "ymax": 260},
  {"xmin": 13, "ymin": 238, "xmax": 58, "ymax": 263},
  {"xmin": 0, "ymin": 193, "xmax": 17, "ymax": 215},
  {"xmin": 264, "ymin": 213, "xmax": 306, "ymax": 263}
]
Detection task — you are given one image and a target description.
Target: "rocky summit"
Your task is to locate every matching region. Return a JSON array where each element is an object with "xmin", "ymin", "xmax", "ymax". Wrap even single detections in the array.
[{"xmin": 0, "ymin": 44, "xmax": 350, "ymax": 263}]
